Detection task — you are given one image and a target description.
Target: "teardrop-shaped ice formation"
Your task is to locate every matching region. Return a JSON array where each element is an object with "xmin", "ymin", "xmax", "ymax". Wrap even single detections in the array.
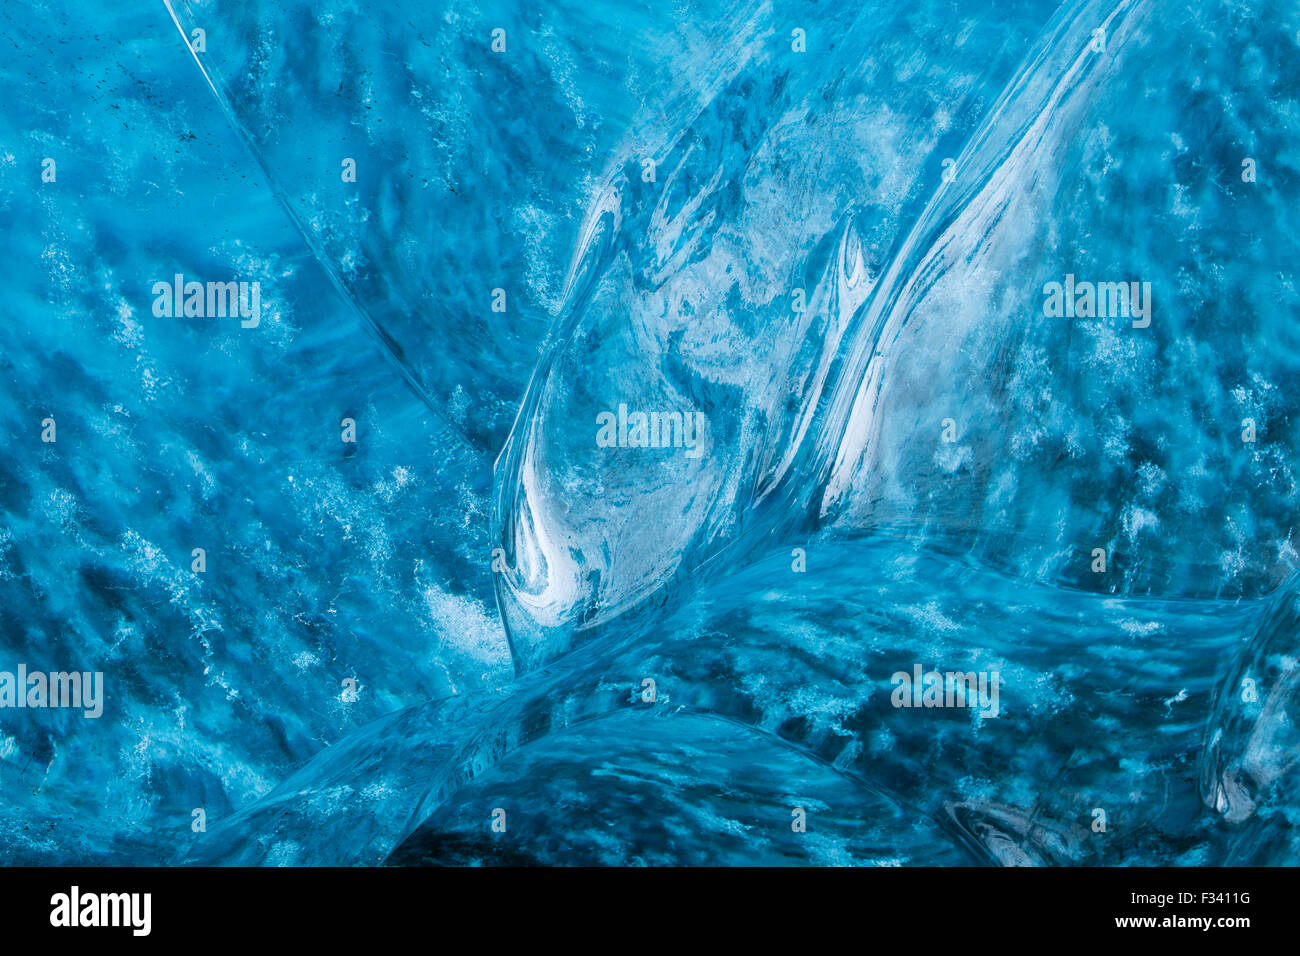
[
  {"xmin": 491, "ymin": 0, "xmax": 1153, "ymax": 670},
  {"xmin": 494, "ymin": 0, "xmax": 1300, "ymax": 673}
]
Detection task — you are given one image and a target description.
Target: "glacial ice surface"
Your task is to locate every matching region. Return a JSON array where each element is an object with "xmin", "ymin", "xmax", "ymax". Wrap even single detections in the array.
[{"xmin": 2, "ymin": 0, "xmax": 1299, "ymax": 865}]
